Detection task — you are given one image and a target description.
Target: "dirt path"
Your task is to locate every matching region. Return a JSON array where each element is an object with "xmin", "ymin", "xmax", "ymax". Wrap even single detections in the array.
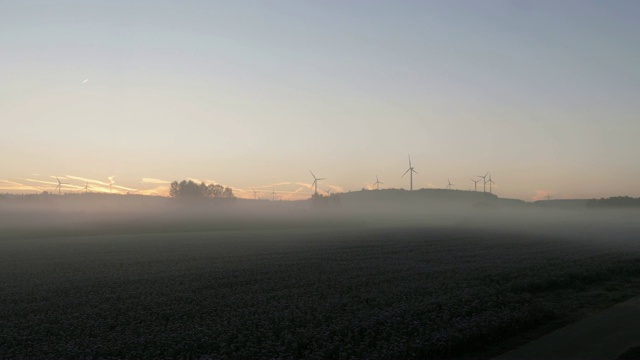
[{"xmin": 495, "ymin": 295, "xmax": 640, "ymax": 359}]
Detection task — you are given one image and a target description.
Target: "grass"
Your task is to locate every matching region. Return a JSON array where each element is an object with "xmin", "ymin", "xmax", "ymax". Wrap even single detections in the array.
[{"xmin": 1, "ymin": 226, "xmax": 640, "ymax": 358}]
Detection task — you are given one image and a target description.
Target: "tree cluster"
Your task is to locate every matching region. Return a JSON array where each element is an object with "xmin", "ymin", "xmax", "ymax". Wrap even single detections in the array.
[
  {"xmin": 169, "ymin": 180, "xmax": 235, "ymax": 200},
  {"xmin": 311, "ymin": 192, "xmax": 341, "ymax": 208}
]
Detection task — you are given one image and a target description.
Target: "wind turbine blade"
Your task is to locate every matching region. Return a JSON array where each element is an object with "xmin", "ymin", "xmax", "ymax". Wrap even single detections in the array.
[
  {"xmin": 412, "ymin": 169, "xmax": 419, "ymax": 174},
  {"xmin": 402, "ymin": 168, "xmax": 410, "ymax": 177},
  {"xmin": 318, "ymin": 178, "xmax": 326, "ymax": 181},
  {"xmin": 309, "ymin": 170, "xmax": 316, "ymax": 180},
  {"xmin": 408, "ymin": 155, "xmax": 412, "ymax": 167}
]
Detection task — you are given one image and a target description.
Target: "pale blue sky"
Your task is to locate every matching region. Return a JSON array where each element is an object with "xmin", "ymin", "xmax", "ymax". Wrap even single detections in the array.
[{"xmin": 1, "ymin": 1, "xmax": 639, "ymax": 199}]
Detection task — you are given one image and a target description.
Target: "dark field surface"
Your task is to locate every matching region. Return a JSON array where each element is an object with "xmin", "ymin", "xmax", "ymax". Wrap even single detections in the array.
[{"xmin": 2, "ymin": 227, "xmax": 640, "ymax": 358}]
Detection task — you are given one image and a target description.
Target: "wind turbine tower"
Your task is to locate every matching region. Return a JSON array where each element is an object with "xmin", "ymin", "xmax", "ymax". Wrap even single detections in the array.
[
  {"xmin": 374, "ymin": 175, "xmax": 383, "ymax": 190},
  {"xmin": 471, "ymin": 178, "xmax": 480, "ymax": 192},
  {"xmin": 402, "ymin": 155, "xmax": 418, "ymax": 191},
  {"xmin": 55, "ymin": 177, "xmax": 68, "ymax": 196},
  {"xmin": 488, "ymin": 175, "xmax": 495, "ymax": 194},
  {"xmin": 309, "ymin": 170, "xmax": 326, "ymax": 195},
  {"xmin": 478, "ymin": 172, "xmax": 489, "ymax": 192}
]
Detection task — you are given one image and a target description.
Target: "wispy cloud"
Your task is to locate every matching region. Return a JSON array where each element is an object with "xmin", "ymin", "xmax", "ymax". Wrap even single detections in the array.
[
  {"xmin": 29, "ymin": 175, "xmax": 138, "ymax": 194},
  {"xmin": 61, "ymin": 175, "xmax": 135, "ymax": 194},
  {"xmin": 137, "ymin": 184, "xmax": 171, "ymax": 196},
  {"xmin": 252, "ymin": 182, "xmax": 296, "ymax": 189},
  {"xmin": 229, "ymin": 186, "xmax": 246, "ymax": 193},
  {"xmin": 234, "ymin": 179, "xmax": 348, "ymax": 200},
  {"xmin": 65, "ymin": 175, "xmax": 110, "ymax": 186},
  {"xmin": 112, "ymin": 184, "xmax": 138, "ymax": 192},
  {"xmin": 284, "ymin": 187, "xmax": 311, "ymax": 200},
  {"xmin": 0, "ymin": 180, "xmax": 43, "ymax": 192},
  {"xmin": 26, "ymin": 178, "xmax": 61, "ymax": 186},
  {"xmin": 142, "ymin": 178, "xmax": 172, "ymax": 184},
  {"xmin": 25, "ymin": 178, "xmax": 84, "ymax": 191}
]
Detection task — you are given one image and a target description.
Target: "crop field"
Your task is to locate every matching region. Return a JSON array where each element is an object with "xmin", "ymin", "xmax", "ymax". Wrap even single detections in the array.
[{"xmin": 2, "ymin": 226, "xmax": 640, "ymax": 358}]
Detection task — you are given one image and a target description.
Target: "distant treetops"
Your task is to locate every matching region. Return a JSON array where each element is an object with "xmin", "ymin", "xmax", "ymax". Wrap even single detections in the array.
[
  {"xmin": 586, "ymin": 196, "xmax": 640, "ymax": 208},
  {"xmin": 169, "ymin": 180, "xmax": 235, "ymax": 200}
]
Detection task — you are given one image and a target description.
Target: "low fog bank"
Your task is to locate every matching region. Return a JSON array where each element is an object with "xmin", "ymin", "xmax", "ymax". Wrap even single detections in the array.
[{"xmin": 1, "ymin": 190, "xmax": 639, "ymax": 242}]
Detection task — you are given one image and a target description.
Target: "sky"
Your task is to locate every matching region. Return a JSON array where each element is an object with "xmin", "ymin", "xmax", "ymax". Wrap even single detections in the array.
[{"xmin": 1, "ymin": 0, "xmax": 639, "ymax": 200}]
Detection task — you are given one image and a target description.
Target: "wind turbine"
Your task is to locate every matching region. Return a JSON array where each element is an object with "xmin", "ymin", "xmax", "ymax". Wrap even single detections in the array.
[
  {"xmin": 402, "ymin": 155, "xmax": 418, "ymax": 191},
  {"xmin": 446, "ymin": 178, "xmax": 454, "ymax": 190},
  {"xmin": 478, "ymin": 172, "xmax": 489, "ymax": 193},
  {"xmin": 471, "ymin": 178, "xmax": 480, "ymax": 192},
  {"xmin": 272, "ymin": 187, "xmax": 276, "ymax": 201},
  {"xmin": 252, "ymin": 188, "xmax": 258, "ymax": 200},
  {"xmin": 82, "ymin": 181, "xmax": 90, "ymax": 194},
  {"xmin": 309, "ymin": 170, "xmax": 325, "ymax": 195},
  {"xmin": 373, "ymin": 175, "xmax": 383, "ymax": 190},
  {"xmin": 488, "ymin": 175, "xmax": 495, "ymax": 194},
  {"xmin": 55, "ymin": 177, "xmax": 68, "ymax": 196}
]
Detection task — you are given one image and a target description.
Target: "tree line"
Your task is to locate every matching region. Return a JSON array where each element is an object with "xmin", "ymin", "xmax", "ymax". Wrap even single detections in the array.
[
  {"xmin": 169, "ymin": 180, "xmax": 235, "ymax": 200},
  {"xmin": 587, "ymin": 196, "xmax": 640, "ymax": 208}
]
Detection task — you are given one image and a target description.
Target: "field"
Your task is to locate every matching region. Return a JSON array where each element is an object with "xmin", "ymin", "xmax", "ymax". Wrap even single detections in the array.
[{"xmin": 2, "ymin": 220, "xmax": 640, "ymax": 359}]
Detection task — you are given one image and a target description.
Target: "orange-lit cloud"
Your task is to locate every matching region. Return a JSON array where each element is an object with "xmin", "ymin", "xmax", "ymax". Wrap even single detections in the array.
[
  {"xmin": 26, "ymin": 178, "xmax": 60, "ymax": 186},
  {"xmin": 252, "ymin": 182, "xmax": 295, "ymax": 189},
  {"xmin": 235, "ymin": 180, "xmax": 345, "ymax": 200},
  {"xmin": 137, "ymin": 185, "xmax": 170, "ymax": 196},
  {"xmin": 24, "ymin": 178, "xmax": 85, "ymax": 192},
  {"xmin": 142, "ymin": 178, "xmax": 172, "ymax": 184},
  {"xmin": 65, "ymin": 175, "xmax": 110, "ymax": 186},
  {"xmin": 0, "ymin": 180, "xmax": 43, "ymax": 192}
]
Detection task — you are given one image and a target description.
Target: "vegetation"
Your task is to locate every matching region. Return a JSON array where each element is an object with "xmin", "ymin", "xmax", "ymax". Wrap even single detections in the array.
[
  {"xmin": 1, "ymin": 227, "xmax": 640, "ymax": 358},
  {"xmin": 310, "ymin": 192, "xmax": 341, "ymax": 208},
  {"xmin": 587, "ymin": 196, "xmax": 640, "ymax": 208},
  {"xmin": 169, "ymin": 180, "xmax": 235, "ymax": 200}
]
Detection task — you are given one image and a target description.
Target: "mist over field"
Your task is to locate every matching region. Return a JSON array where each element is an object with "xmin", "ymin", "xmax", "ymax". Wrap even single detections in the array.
[
  {"xmin": 2, "ymin": 191, "xmax": 640, "ymax": 358},
  {"xmin": 2, "ymin": 190, "xmax": 638, "ymax": 241}
]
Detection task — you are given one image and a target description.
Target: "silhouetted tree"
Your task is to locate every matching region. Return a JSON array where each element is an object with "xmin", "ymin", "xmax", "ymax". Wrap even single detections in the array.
[{"xmin": 169, "ymin": 180, "xmax": 235, "ymax": 200}]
